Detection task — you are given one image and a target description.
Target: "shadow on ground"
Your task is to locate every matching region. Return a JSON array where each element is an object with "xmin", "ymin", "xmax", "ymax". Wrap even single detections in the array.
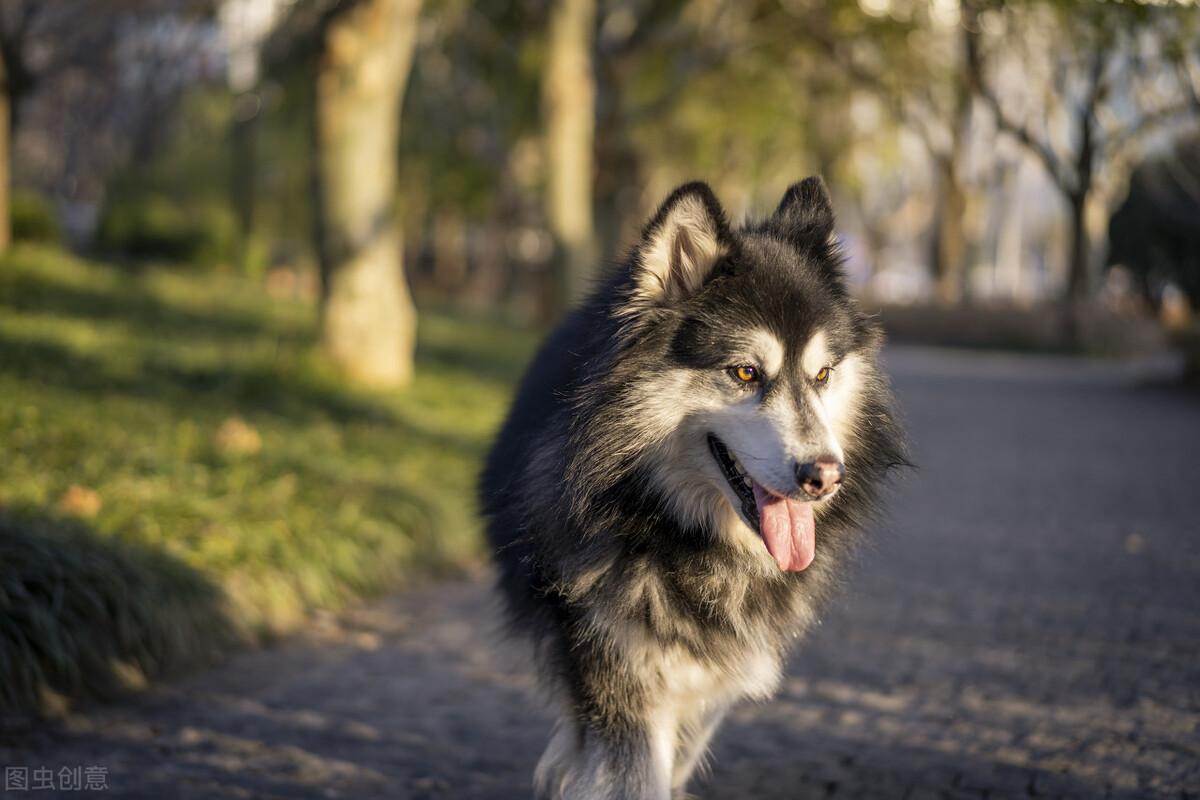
[
  {"xmin": 2, "ymin": 347, "xmax": 1198, "ymax": 798},
  {"xmin": 2, "ymin": 571, "xmax": 1177, "ymax": 800}
]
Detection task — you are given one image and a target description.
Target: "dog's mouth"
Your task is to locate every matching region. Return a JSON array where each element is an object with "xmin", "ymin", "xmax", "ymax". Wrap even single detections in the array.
[
  {"xmin": 707, "ymin": 434, "xmax": 759, "ymax": 533},
  {"xmin": 707, "ymin": 434, "xmax": 816, "ymax": 573}
]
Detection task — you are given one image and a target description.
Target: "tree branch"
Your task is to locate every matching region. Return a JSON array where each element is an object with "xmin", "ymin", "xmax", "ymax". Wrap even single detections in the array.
[
  {"xmin": 800, "ymin": 23, "xmax": 950, "ymax": 159},
  {"xmin": 977, "ymin": 84, "xmax": 1078, "ymax": 193},
  {"xmin": 965, "ymin": 11, "xmax": 1077, "ymax": 195},
  {"xmin": 1105, "ymin": 99, "xmax": 1200, "ymax": 158}
]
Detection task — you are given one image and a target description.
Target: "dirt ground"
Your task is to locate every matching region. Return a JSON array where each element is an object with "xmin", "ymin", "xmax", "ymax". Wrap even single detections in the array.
[{"xmin": 3, "ymin": 347, "xmax": 1199, "ymax": 799}]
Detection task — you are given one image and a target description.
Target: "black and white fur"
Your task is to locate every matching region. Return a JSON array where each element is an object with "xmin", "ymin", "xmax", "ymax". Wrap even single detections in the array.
[{"xmin": 481, "ymin": 178, "xmax": 907, "ymax": 799}]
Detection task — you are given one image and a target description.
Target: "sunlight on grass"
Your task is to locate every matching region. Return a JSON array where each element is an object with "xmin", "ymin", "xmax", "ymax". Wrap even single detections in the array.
[{"xmin": 0, "ymin": 246, "xmax": 536, "ymax": 710}]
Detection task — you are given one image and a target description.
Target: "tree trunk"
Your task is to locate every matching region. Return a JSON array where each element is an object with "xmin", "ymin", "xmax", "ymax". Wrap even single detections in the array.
[
  {"xmin": 594, "ymin": 57, "xmax": 641, "ymax": 269},
  {"xmin": 1062, "ymin": 189, "xmax": 1090, "ymax": 348},
  {"xmin": 1061, "ymin": 101, "xmax": 1097, "ymax": 346},
  {"xmin": 1065, "ymin": 192, "xmax": 1089, "ymax": 303},
  {"xmin": 930, "ymin": 156, "xmax": 966, "ymax": 305},
  {"xmin": 312, "ymin": 0, "xmax": 421, "ymax": 387},
  {"xmin": 231, "ymin": 92, "xmax": 258, "ymax": 273},
  {"xmin": 542, "ymin": 0, "xmax": 597, "ymax": 316},
  {"xmin": 1065, "ymin": 112, "xmax": 1095, "ymax": 306},
  {"xmin": 929, "ymin": 6, "xmax": 978, "ymax": 306},
  {"xmin": 0, "ymin": 57, "xmax": 11, "ymax": 255},
  {"xmin": 1057, "ymin": 191, "xmax": 1090, "ymax": 347}
]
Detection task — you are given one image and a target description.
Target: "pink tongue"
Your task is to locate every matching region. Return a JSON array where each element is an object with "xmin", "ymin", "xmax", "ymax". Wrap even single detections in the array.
[{"xmin": 751, "ymin": 483, "xmax": 815, "ymax": 572}]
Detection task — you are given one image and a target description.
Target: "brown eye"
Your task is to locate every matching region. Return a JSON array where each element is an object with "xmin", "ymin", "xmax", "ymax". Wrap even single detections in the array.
[
  {"xmin": 731, "ymin": 365, "xmax": 759, "ymax": 384},
  {"xmin": 815, "ymin": 366, "xmax": 832, "ymax": 385}
]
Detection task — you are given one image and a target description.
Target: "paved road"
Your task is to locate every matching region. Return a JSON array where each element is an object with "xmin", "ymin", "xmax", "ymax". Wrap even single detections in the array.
[{"xmin": 3, "ymin": 347, "xmax": 1199, "ymax": 799}]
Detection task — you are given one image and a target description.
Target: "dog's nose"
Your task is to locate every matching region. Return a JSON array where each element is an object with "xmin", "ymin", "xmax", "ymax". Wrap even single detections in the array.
[{"xmin": 796, "ymin": 458, "xmax": 844, "ymax": 499}]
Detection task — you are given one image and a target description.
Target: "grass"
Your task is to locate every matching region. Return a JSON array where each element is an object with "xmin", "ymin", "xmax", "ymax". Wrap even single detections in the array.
[{"xmin": 0, "ymin": 246, "xmax": 537, "ymax": 714}]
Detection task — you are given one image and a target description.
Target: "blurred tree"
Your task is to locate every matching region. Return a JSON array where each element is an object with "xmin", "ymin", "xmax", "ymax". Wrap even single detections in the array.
[
  {"xmin": 542, "ymin": 0, "xmax": 597, "ymax": 313},
  {"xmin": 0, "ymin": 1, "xmax": 68, "ymax": 253},
  {"xmin": 315, "ymin": 0, "xmax": 421, "ymax": 386},
  {"xmin": 789, "ymin": 0, "xmax": 973, "ymax": 304},
  {"xmin": 95, "ymin": 89, "xmax": 240, "ymax": 268},
  {"xmin": 967, "ymin": 0, "xmax": 1200, "ymax": 313},
  {"xmin": 593, "ymin": 0, "xmax": 736, "ymax": 265},
  {"xmin": 598, "ymin": 0, "xmax": 824, "ymax": 224},
  {"xmin": 221, "ymin": 0, "xmax": 297, "ymax": 273},
  {"xmin": 3, "ymin": 0, "xmax": 214, "ymax": 247},
  {"xmin": 276, "ymin": 0, "xmax": 423, "ymax": 386},
  {"xmin": 0, "ymin": 3, "xmax": 20, "ymax": 252},
  {"xmin": 396, "ymin": 0, "xmax": 544, "ymax": 308},
  {"xmin": 931, "ymin": 4, "xmax": 978, "ymax": 306}
]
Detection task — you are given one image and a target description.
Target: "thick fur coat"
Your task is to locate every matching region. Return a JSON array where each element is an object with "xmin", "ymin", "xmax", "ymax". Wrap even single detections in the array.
[{"xmin": 481, "ymin": 178, "xmax": 907, "ymax": 799}]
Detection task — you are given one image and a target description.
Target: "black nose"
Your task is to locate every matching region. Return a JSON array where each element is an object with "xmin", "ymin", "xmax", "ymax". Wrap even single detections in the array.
[{"xmin": 796, "ymin": 458, "xmax": 844, "ymax": 499}]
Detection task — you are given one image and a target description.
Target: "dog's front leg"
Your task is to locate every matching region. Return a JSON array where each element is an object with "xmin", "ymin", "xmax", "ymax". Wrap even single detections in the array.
[
  {"xmin": 535, "ymin": 641, "xmax": 674, "ymax": 800},
  {"xmin": 535, "ymin": 714, "xmax": 672, "ymax": 800},
  {"xmin": 671, "ymin": 703, "xmax": 728, "ymax": 797}
]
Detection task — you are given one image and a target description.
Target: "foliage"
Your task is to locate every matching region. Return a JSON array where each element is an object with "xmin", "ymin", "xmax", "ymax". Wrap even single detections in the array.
[
  {"xmin": 396, "ymin": 0, "xmax": 546, "ymax": 225},
  {"xmin": 93, "ymin": 89, "xmax": 238, "ymax": 267},
  {"xmin": 0, "ymin": 245, "xmax": 537, "ymax": 713},
  {"xmin": 96, "ymin": 192, "xmax": 238, "ymax": 268},
  {"xmin": 10, "ymin": 190, "xmax": 60, "ymax": 245},
  {"xmin": 92, "ymin": 84, "xmax": 313, "ymax": 271}
]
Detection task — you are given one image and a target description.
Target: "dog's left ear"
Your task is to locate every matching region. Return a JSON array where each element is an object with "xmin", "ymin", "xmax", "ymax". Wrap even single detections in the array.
[
  {"xmin": 770, "ymin": 176, "xmax": 836, "ymax": 246},
  {"xmin": 631, "ymin": 181, "xmax": 731, "ymax": 306}
]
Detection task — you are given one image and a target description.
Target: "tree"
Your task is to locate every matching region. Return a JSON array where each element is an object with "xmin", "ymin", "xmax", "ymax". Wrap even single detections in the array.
[
  {"xmin": 967, "ymin": 0, "xmax": 1200, "ymax": 311},
  {"xmin": 788, "ymin": 0, "xmax": 977, "ymax": 305},
  {"xmin": 221, "ymin": 0, "xmax": 296, "ymax": 272},
  {"xmin": 307, "ymin": 0, "xmax": 423, "ymax": 386},
  {"xmin": 542, "ymin": 0, "xmax": 597, "ymax": 314},
  {"xmin": 592, "ymin": 0, "xmax": 739, "ymax": 266},
  {"xmin": 0, "ymin": 0, "xmax": 51, "ymax": 253},
  {"xmin": 1, "ymin": 1, "xmax": 209, "ymax": 249},
  {"xmin": 394, "ymin": 0, "xmax": 544, "ymax": 309},
  {"xmin": 0, "ymin": 2, "xmax": 72, "ymax": 252}
]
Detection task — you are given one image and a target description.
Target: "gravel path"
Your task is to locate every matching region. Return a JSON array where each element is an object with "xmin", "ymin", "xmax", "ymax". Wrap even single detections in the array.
[{"xmin": 3, "ymin": 347, "xmax": 1199, "ymax": 799}]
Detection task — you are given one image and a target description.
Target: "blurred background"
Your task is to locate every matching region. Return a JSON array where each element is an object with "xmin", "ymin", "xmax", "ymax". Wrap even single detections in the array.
[
  {"xmin": 1, "ymin": 0, "xmax": 1199, "ymax": 767},
  {"xmin": 5, "ymin": 0, "xmax": 1200, "ymax": 347}
]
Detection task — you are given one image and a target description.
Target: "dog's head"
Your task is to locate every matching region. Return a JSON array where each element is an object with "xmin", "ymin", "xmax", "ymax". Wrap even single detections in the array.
[{"xmin": 598, "ymin": 178, "xmax": 898, "ymax": 573}]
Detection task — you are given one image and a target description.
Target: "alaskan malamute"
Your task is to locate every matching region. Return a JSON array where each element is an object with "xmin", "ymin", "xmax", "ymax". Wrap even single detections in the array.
[{"xmin": 481, "ymin": 178, "xmax": 907, "ymax": 799}]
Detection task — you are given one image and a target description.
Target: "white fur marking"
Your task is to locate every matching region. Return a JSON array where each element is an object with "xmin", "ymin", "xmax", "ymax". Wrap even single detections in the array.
[
  {"xmin": 800, "ymin": 329, "xmax": 830, "ymax": 378},
  {"xmin": 819, "ymin": 352, "xmax": 866, "ymax": 450},
  {"xmin": 748, "ymin": 328, "xmax": 785, "ymax": 376}
]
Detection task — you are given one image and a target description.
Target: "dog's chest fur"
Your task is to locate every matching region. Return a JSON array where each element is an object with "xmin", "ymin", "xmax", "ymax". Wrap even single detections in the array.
[
  {"xmin": 606, "ymin": 573, "xmax": 795, "ymax": 706},
  {"xmin": 559, "ymin": 506, "xmax": 832, "ymax": 707}
]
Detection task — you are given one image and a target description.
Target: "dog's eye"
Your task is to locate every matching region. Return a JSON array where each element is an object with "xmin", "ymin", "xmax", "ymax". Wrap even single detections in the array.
[
  {"xmin": 815, "ymin": 366, "xmax": 832, "ymax": 385},
  {"xmin": 730, "ymin": 365, "xmax": 759, "ymax": 384}
]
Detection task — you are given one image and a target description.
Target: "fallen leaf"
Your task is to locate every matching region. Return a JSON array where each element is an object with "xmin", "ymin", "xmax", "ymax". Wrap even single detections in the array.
[
  {"xmin": 59, "ymin": 485, "xmax": 102, "ymax": 518},
  {"xmin": 215, "ymin": 417, "xmax": 262, "ymax": 456}
]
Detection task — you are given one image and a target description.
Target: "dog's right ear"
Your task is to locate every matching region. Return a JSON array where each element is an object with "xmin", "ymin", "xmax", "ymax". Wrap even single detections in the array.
[
  {"xmin": 770, "ymin": 176, "xmax": 836, "ymax": 246},
  {"xmin": 630, "ymin": 182, "xmax": 731, "ymax": 307}
]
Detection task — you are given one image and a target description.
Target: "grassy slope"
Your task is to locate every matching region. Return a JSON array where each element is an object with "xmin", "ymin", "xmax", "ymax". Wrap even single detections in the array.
[{"xmin": 0, "ymin": 247, "xmax": 535, "ymax": 712}]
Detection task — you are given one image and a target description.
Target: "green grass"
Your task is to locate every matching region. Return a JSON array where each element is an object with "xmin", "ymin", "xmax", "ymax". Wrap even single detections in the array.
[{"xmin": 0, "ymin": 246, "xmax": 536, "ymax": 713}]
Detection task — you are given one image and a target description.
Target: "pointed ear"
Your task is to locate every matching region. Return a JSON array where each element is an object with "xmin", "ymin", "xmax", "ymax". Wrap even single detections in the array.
[
  {"xmin": 771, "ymin": 176, "xmax": 835, "ymax": 245},
  {"xmin": 632, "ymin": 182, "xmax": 731, "ymax": 306}
]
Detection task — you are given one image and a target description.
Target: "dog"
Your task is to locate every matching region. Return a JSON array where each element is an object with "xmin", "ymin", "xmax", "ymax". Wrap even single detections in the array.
[{"xmin": 480, "ymin": 177, "xmax": 907, "ymax": 799}]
